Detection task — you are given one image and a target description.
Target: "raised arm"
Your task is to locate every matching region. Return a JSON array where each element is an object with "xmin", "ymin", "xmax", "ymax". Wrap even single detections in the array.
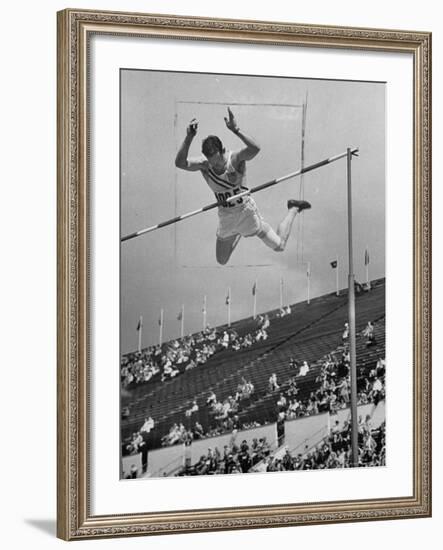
[
  {"xmin": 175, "ymin": 119, "xmax": 206, "ymax": 172},
  {"xmin": 224, "ymin": 107, "xmax": 260, "ymax": 166}
]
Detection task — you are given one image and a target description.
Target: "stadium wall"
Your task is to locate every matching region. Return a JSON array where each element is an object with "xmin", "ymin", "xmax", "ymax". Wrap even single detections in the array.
[
  {"xmin": 284, "ymin": 412, "xmax": 330, "ymax": 454},
  {"xmin": 284, "ymin": 402, "xmax": 385, "ymax": 455}
]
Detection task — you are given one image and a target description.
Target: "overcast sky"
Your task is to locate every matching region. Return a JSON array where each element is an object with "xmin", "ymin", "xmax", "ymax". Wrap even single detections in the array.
[{"xmin": 120, "ymin": 69, "xmax": 385, "ymax": 354}]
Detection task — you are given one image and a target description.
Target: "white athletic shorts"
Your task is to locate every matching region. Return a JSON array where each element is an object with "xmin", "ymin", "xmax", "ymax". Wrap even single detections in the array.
[{"xmin": 216, "ymin": 197, "xmax": 265, "ymax": 240}]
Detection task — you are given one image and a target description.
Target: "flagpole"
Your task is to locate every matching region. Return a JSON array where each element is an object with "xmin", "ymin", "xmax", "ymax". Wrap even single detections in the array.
[
  {"xmin": 346, "ymin": 148, "xmax": 359, "ymax": 467},
  {"xmin": 159, "ymin": 308, "xmax": 164, "ymax": 346},
  {"xmin": 336, "ymin": 255, "xmax": 339, "ymax": 296},
  {"xmin": 279, "ymin": 275, "xmax": 283, "ymax": 309},
  {"xmin": 137, "ymin": 315, "xmax": 143, "ymax": 352},
  {"xmin": 297, "ymin": 92, "xmax": 308, "ymax": 263},
  {"xmin": 306, "ymin": 262, "xmax": 311, "ymax": 304},
  {"xmin": 253, "ymin": 279, "xmax": 257, "ymax": 320},
  {"xmin": 227, "ymin": 287, "xmax": 231, "ymax": 327},
  {"xmin": 365, "ymin": 246, "xmax": 370, "ymax": 285},
  {"xmin": 203, "ymin": 295, "xmax": 207, "ymax": 330},
  {"xmin": 180, "ymin": 304, "xmax": 184, "ymax": 339}
]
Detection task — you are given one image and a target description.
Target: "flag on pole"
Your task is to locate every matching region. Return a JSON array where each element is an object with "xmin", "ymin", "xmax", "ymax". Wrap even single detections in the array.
[
  {"xmin": 158, "ymin": 308, "xmax": 164, "ymax": 346},
  {"xmin": 306, "ymin": 262, "xmax": 311, "ymax": 304},
  {"xmin": 202, "ymin": 295, "xmax": 207, "ymax": 330},
  {"xmin": 177, "ymin": 305, "xmax": 185, "ymax": 337},
  {"xmin": 225, "ymin": 289, "xmax": 231, "ymax": 305},
  {"xmin": 252, "ymin": 281, "xmax": 256, "ymax": 296},
  {"xmin": 364, "ymin": 249, "xmax": 370, "ymax": 266},
  {"xmin": 136, "ymin": 316, "xmax": 143, "ymax": 352},
  {"xmin": 226, "ymin": 287, "xmax": 231, "ymax": 327},
  {"xmin": 332, "ymin": 257, "xmax": 339, "ymax": 295}
]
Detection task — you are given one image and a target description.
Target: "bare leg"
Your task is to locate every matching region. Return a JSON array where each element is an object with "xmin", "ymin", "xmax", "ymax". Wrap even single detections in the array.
[
  {"xmin": 216, "ymin": 234, "xmax": 241, "ymax": 265},
  {"xmin": 276, "ymin": 207, "xmax": 298, "ymax": 250},
  {"xmin": 258, "ymin": 200, "xmax": 310, "ymax": 252}
]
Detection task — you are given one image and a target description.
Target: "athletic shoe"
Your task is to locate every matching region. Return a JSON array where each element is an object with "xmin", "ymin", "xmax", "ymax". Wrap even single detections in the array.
[{"xmin": 287, "ymin": 199, "xmax": 311, "ymax": 211}]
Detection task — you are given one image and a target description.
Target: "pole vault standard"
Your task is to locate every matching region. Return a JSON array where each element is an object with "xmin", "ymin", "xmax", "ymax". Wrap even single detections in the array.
[
  {"xmin": 346, "ymin": 147, "xmax": 359, "ymax": 467},
  {"xmin": 121, "ymin": 148, "xmax": 359, "ymax": 242}
]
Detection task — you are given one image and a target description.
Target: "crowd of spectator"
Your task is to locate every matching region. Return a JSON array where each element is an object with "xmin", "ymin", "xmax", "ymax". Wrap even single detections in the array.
[
  {"xmin": 272, "ymin": 319, "xmax": 385, "ymax": 425},
  {"xmin": 122, "ymin": 309, "xmax": 385, "ymax": 468},
  {"xmin": 121, "ymin": 318, "xmax": 272, "ymax": 389},
  {"xmin": 176, "ymin": 435, "xmax": 272, "ymax": 476},
  {"xmin": 161, "ymin": 377, "xmax": 257, "ymax": 447},
  {"xmin": 265, "ymin": 419, "xmax": 385, "ymax": 471},
  {"xmin": 176, "ymin": 417, "xmax": 385, "ymax": 476}
]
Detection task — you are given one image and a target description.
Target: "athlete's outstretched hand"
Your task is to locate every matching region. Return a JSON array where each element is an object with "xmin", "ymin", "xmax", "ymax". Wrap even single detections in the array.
[
  {"xmin": 187, "ymin": 118, "xmax": 198, "ymax": 137},
  {"xmin": 224, "ymin": 107, "xmax": 240, "ymax": 133}
]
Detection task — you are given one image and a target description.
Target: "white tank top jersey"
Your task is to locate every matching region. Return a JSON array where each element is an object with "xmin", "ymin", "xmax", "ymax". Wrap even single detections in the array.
[{"xmin": 201, "ymin": 151, "xmax": 250, "ymax": 210}]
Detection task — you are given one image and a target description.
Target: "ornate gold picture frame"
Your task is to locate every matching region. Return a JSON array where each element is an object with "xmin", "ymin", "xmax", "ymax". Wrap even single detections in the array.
[{"xmin": 57, "ymin": 8, "xmax": 431, "ymax": 540}]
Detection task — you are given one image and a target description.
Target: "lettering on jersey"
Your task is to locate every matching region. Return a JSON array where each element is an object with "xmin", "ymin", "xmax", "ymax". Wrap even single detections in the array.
[{"xmin": 215, "ymin": 188, "xmax": 244, "ymax": 208}]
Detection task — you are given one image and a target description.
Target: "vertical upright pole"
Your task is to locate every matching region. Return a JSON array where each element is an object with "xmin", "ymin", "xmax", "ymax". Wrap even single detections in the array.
[
  {"xmin": 159, "ymin": 308, "xmax": 164, "ymax": 346},
  {"xmin": 347, "ymin": 148, "xmax": 359, "ymax": 467},
  {"xmin": 253, "ymin": 280, "xmax": 257, "ymax": 320},
  {"xmin": 297, "ymin": 93, "xmax": 308, "ymax": 263},
  {"xmin": 307, "ymin": 262, "xmax": 311, "ymax": 305},
  {"xmin": 279, "ymin": 275, "xmax": 284, "ymax": 310},
  {"xmin": 365, "ymin": 247, "xmax": 370, "ymax": 286},
  {"xmin": 180, "ymin": 304, "xmax": 184, "ymax": 338},
  {"xmin": 203, "ymin": 295, "xmax": 207, "ymax": 330},
  {"xmin": 137, "ymin": 315, "xmax": 143, "ymax": 353},
  {"xmin": 336, "ymin": 255, "xmax": 340, "ymax": 296},
  {"xmin": 227, "ymin": 287, "xmax": 231, "ymax": 327}
]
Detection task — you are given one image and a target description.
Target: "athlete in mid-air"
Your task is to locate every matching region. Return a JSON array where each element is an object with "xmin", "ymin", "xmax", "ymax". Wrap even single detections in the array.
[{"xmin": 175, "ymin": 107, "xmax": 311, "ymax": 265}]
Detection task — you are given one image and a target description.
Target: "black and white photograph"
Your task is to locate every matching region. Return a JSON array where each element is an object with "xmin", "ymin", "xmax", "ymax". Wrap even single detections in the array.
[{"xmin": 119, "ymin": 69, "xmax": 386, "ymax": 479}]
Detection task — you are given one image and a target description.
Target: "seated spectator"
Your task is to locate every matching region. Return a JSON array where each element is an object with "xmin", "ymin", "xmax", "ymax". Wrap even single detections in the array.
[
  {"xmin": 242, "ymin": 334, "xmax": 253, "ymax": 347},
  {"xmin": 185, "ymin": 399, "xmax": 199, "ymax": 417},
  {"xmin": 255, "ymin": 328, "xmax": 268, "ymax": 341},
  {"xmin": 369, "ymin": 376, "xmax": 384, "ymax": 404},
  {"xmin": 222, "ymin": 331, "xmax": 230, "ymax": 348},
  {"xmin": 206, "ymin": 390, "xmax": 217, "ymax": 406},
  {"xmin": 185, "ymin": 359, "xmax": 197, "ymax": 371},
  {"xmin": 288, "ymin": 399, "xmax": 300, "ymax": 415},
  {"xmin": 305, "ymin": 397, "xmax": 319, "ymax": 416},
  {"xmin": 235, "ymin": 378, "xmax": 254, "ymax": 400},
  {"xmin": 354, "ymin": 280, "xmax": 364, "ymax": 294},
  {"xmin": 297, "ymin": 361, "xmax": 310, "ymax": 377},
  {"xmin": 277, "ymin": 393, "xmax": 287, "ymax": 410},
  {"xmin": 193, "ymin": 421, "xmax": 204, "ymax": 439},
  {"xmin": 140, "ymin": 416, "xmax": 155, "ymax": 434},
  {"xmin": 126, "ymin": 432, "xmax": 144, "ymax": 454},
  {"xmin": 363, "ymin": 321, "xmax": 376, "ymax": 346},
  {"xmin": 268, "ymin": 372, "xmax": 279, "ymax": 392}
]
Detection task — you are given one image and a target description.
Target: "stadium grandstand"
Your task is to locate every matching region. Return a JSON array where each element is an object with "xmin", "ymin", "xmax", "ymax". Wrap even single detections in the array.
[{"xmin": 121, "ymin": 277, "xmax": 385, "ymax": 479}]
